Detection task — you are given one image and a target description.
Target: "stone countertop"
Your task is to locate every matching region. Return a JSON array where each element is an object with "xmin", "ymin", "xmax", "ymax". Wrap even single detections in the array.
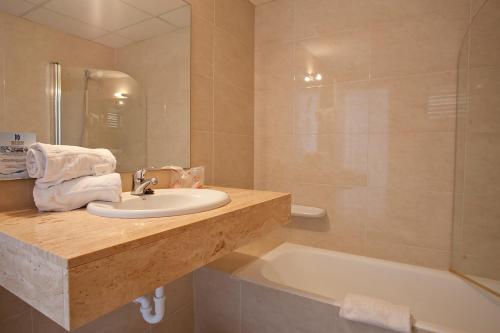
[{"xmin": 0, "ymin": 186, "xmax": 291, "ymax": 330}]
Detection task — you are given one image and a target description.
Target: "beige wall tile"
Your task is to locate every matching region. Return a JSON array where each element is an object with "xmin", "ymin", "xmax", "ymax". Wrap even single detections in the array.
[
  {"xmin": 214, "ymin": 79, "xmax": 253, "ymax": 136},
  {"xmin": 0, "ymin": 287, "xmax": 31, "ymax": 322},
  {"xmin": 292, "ymin": 134, "xmax": 368, "ymax": 187},
  {"xmin": 371, "ymin": 14, "xmax": 467, "ymax": 78},
  {"xmin": 368, "ymin": 132, "xmax": 455, "ymax": 192},
  {"xmin": 454, "ymin": 255, "xmax": 500, "ymax": 281},
  {"xmin": 214, "ymin": 28, "xmax": 254, "ymax": 91},
  {"xmin": 294, "ymin": 0, "xmax": 361, "ymax": 39},
  {"xmin": 32, "ymin": 310, "xmax": 67, "ymax": 333},
  {"xmin": 254, "ymin": 135, "xmax": 294, "ymax": 183},
  {"xmin": 194, "ymin": 268, "xmax": 240, "ymax": 333},
  {"xmin": 253, "ymin": 178, "xmax": 294, "ymax": 195},
  {"xmin": 191, "ymin": 14, "xmax": 213, "ymax": 78},
  {"xmin": 454, "ymin": 102, "xmax": 467, "ymax": 196},
  {"xmin": 213, "ymin": 133, "xmax": 253, "ymax": 188},
  {"xmin": 0, "ymin": 21, "xmax": 4, "ymax": 123},
  {"xmin": 366, "ymin": 0, "xmax": 469, "ymax": 23},
  {"xmin": 164, "ymin": 273, "xmax": 194, "ymax": 316},
  {"xmin": 469, "ymin": 0, "xmax": 500, "ymax": 67},
  {"xmin": 255, "ymin": 89, "xmax": 294, "ymax": 137},
  {"xmin": 255, "ymin": 42, "xmax": 294, "ymax": 91},
  {"xmin": 191, "ymin": 130, "xmax": 214, "ymax": 185},
  {"xmin": 468, "ymin": 66, "xmax": 500, "ymax": 133},
  {"xmin": 0, "ymin": 179, "xmax": 35, "ymax": 212},
  {"xmin": 295, "ymin": 0, "xmax": 469, "ymax": 40},
  {"xmin": 463, "ymin": 132, "xmax": 500, "ymax": 196},
  {"xmin": 241, "ymin": 281, "xmax": 336, "ymax": 333},
  {"xmin": 364, "ymin": 240, "xmax": 450, "ymax": 270},
  {"xmin": 293, "ymin": 184, "xmax": 366, "ymax": 221},
  {"xmin": 366, "ymin": 188, "xmax": 453, "ymax": 251},
  {"xmin": 294, "ymin": 29, "xmax": 370, "ymax": 84},
  {"xmin": 462, "ymin": 193, "xmax": 500, "ymax": 260},
  {"xmin": 471, "ymin": 0, "xmax": 488, "ymax": 17},
  {"xmin": 165, "ymin": 303, "xmax": 194, "ymax": 333},
  {"xmin": 215, "ymin": 0, "xmax": 255, "ymax": 47},
  {"xmin": 191, "ymin": 73, "xmax": 214, "ymax": 132},
  {"xmin": 290, "ymin": 184, "xmax": 367, "ymax": 255},
  {"xmin": 255, "ymin": 0, "xmax": 294, "ymax": 49},
  {"xmin": 366, "ymin": 72, "xmax": 457, "ymax": 133},
  {"xmin": 185, "ymin": 0, "xmax": 214, "ymax": 23},
  {"xmin": 0, "ymin": 310, "xmax": 32, "ymax": 333},
  {"xmin": 294, "ymin": 83, "xmax": 369, "ymax": 135},
  {"xmin": 460, "ymin": 190, "xmax": 500, "ymax": 274},
  {"xmin": 330, "ymin": 83, "xmax": 370, "ymax": 134},
  {"xmin": 293, "ymin": 85, "xmax": 336, "ymax": 135}
]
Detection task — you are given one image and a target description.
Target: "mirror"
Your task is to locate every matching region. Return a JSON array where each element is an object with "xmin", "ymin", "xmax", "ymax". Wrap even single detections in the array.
[
  {"xmin": 59, "ymin": 67, "xmax": 148, "ymax": 172},
  {"xmin": 0, "ymin": 0, "xmax": 191, "ymax": 176},
  {"xmin": 451, "ymin": 0, "xmax": 500, "ymax": 296}
]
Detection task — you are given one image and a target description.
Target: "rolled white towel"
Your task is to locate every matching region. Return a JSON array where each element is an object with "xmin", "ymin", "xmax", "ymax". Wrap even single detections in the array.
[
  {"xmin": 27, "ymin": 143, "xmax": 116, "ymax": 188},
  {"xmin": 33, "ymin": 173, "xmax": 122, "ymax": 212},
  {"xmin": 339, "ymin": 294, "xmax": 412, "ymax": 333}
]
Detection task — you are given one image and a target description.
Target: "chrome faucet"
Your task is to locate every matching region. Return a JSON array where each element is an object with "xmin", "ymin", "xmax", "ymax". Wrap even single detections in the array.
[{"xmin": 131, "ymin": 169, "xmax": 158, "ymax": 196}]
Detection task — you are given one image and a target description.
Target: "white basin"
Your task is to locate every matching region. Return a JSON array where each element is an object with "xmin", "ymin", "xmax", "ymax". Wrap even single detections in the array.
[{"xmin": 87, "ymin": 188, "xmax": 231, "ymax": 219}]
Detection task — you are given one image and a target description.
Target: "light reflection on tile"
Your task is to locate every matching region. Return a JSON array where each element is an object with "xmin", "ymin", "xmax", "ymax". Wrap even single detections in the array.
[{"xmin": 294, "ymin": 29, "xmax": 370, "ymax": 84}]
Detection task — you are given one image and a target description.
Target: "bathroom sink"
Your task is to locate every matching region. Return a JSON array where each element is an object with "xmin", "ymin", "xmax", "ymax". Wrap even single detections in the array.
[{"xmin": 87, "ymin": 188, "xmax": 231, "ymax": 219}]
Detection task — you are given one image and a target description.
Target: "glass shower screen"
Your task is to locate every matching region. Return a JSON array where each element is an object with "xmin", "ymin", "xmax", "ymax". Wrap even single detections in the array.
[{"xmin": 451, "ymin": 0, "xmax": 500, "ymax": 296}]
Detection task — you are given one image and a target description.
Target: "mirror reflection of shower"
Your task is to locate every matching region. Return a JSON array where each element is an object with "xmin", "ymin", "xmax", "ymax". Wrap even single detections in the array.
[
  {"xmin": 59, "ymin": 66, "xmax": 147, "ymax": 171},
  {"xmin": 82, "ymin": 69, "xmax": 95, "ymax": 146}
]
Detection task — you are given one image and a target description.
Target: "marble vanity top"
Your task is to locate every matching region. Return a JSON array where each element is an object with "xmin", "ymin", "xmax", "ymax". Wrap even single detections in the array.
[{"xmin": 0, "ymin": 187, "xmax": 291, "ymax": 330}]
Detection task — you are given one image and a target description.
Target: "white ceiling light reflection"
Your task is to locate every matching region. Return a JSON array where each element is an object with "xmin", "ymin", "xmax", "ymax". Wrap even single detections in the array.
[
  {"xmin": 304, "ymin": 73, "xmax": 323, "ymax": 83},
  {"xmin": 113, "ymin": 92, "xmax": 129, "ymax": 99}
]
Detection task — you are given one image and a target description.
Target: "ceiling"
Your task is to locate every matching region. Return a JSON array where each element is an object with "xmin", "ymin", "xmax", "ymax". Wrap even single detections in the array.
[{"xmin": 0, "ymin": 0, "xmax": 190, "ymax": 48}]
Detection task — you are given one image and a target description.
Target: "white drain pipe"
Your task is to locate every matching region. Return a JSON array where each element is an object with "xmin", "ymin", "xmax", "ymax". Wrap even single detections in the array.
[{"xmin": 134, "ymin": 286, "xmax": 165, "ymax": 324}]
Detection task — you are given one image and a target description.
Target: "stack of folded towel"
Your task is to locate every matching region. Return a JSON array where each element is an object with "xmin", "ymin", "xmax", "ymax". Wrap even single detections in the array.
[{"xmin": 27, "ymin": 143, "xmax": 122, "ymax": 212}]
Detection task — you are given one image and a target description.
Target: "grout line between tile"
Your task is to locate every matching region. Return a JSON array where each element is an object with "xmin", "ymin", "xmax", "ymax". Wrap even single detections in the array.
[{"xmin": 211, "ymin": 7, "xmax": 216, "ymax": 185}]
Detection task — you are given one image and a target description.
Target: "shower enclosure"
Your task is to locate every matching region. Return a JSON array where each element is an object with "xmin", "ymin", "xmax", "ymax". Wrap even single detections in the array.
[
  {"xmin": 57, "ymin": 66, "xmax": 147, "ymax": 172},
  {"xmin": 451, "ymin": 0, "xmax": 500, "ymax": 296}
]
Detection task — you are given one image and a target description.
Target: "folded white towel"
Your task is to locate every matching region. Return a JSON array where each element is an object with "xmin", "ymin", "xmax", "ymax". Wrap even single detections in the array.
[
  {"xmin": 27, "ymin": 143, "xmax": 116, "ymax": 188},
  {"xmin": 339, "ymin": 294, "xmax": 412, "ymax": 333},
  {"xmin": 33, "ymin": 173, "xmax": 122, "ymax": 212}
]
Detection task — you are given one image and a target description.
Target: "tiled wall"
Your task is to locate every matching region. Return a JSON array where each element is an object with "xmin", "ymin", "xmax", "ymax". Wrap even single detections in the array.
[
  {"xmin": 254, "ymin": 0, "xmax": 472, "ymax": 269},
  {"xmin": 452, "ymin": 0, "xmax": 500, "ymax": 280},
  {"xmin": 189, "ymin": 0, "xmax": 255, "ymax": 189},
  {"xmin": 0, "ymin": 273, "xmax": 193, "ymax": 333}
]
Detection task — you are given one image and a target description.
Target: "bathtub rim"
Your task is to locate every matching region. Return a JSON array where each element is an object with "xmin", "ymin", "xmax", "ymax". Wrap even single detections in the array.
[{"xmin": 233, "ymin": 242, "xmax": 477, "ymax": 333}]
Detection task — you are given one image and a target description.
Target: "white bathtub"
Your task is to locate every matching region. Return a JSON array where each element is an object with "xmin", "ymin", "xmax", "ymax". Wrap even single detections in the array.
[{"xmin": 235, "ymin": 243, "xmax": 500, "ymax": 333}]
